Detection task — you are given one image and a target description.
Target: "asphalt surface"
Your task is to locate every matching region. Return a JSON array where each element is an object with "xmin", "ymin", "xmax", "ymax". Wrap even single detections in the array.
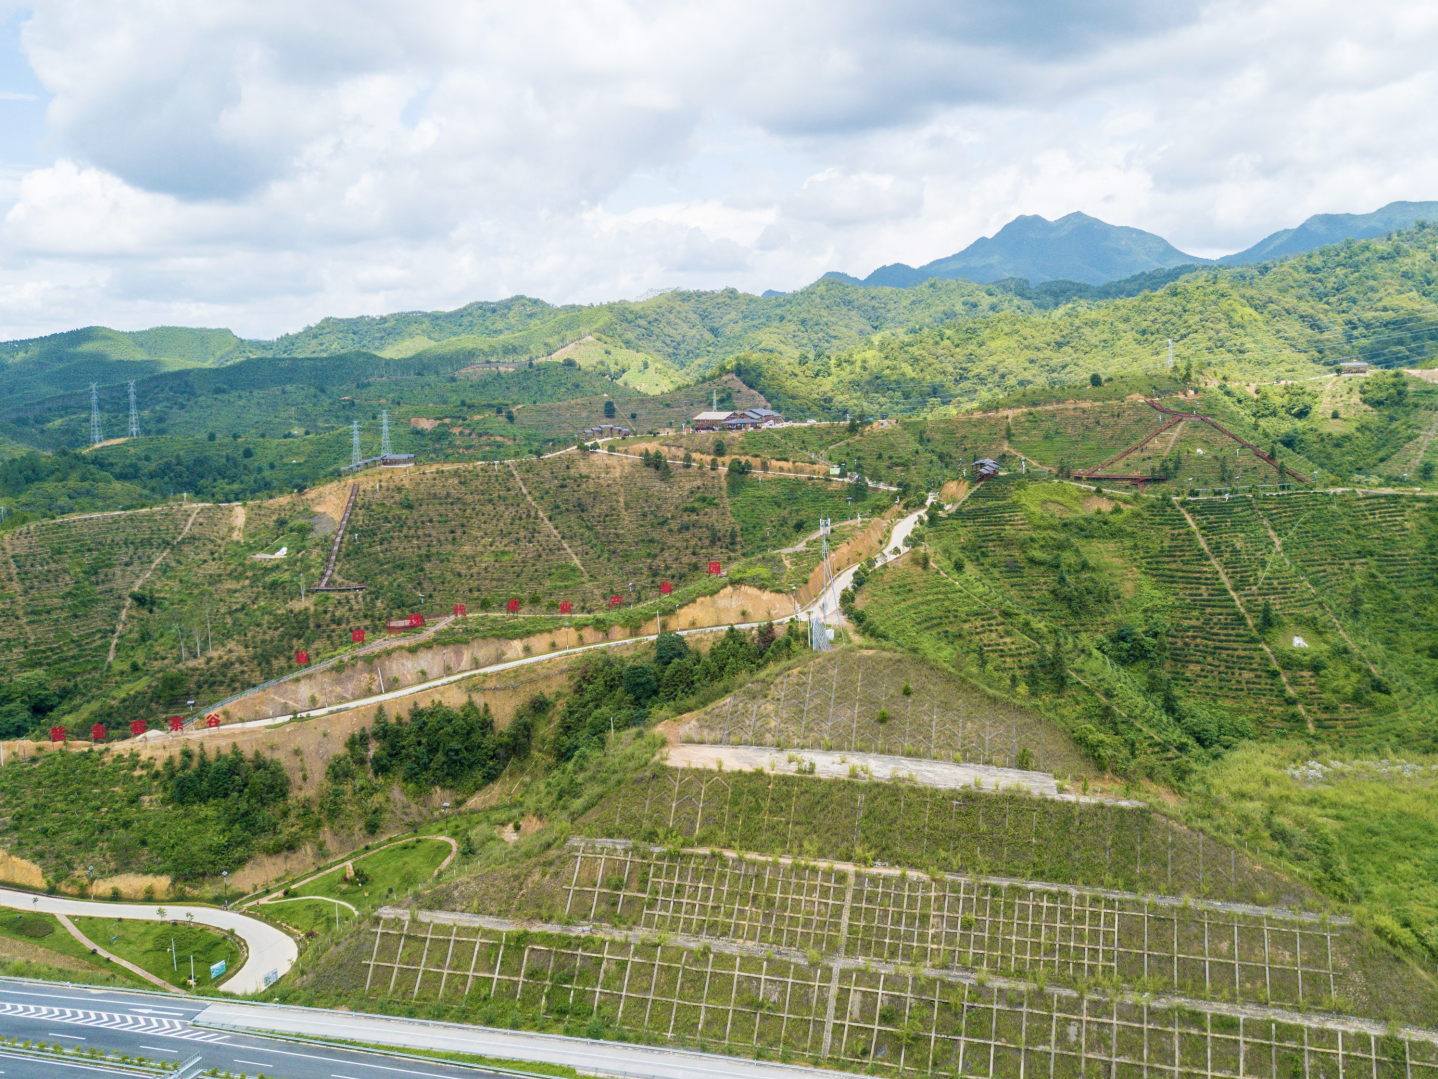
[
  {"xmin": 0, "ymin": 889, "xmax": 298, "ymax": 994},
  {"xmin": 0, "ymin": 980, "xmax": 502, "ymax": 1079}
]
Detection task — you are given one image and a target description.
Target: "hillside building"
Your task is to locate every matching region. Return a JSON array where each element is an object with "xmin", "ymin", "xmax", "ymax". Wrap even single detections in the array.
[
  {"xmin": 691, "ymin": 407, "xmax": 786, "ymax": 431},
  {"xmin": 1338, "ymin": 361, "xmax": 1370, "ymax": 375},
  {"xmin": 973, "ymin": 457, "xmax": 1001, "ymax": 480}
]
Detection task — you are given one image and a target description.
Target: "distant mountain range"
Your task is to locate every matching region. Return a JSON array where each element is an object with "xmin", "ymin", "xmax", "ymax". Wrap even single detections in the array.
[{"xmin": 819, "ymin": 200, "xmax": 1438, "ymax": 290}]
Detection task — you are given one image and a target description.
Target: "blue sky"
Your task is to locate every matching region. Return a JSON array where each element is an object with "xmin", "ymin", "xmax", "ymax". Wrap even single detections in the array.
[{"xmin": 0, "ymin": 0, "xmax": 1435, "ymax": 340}]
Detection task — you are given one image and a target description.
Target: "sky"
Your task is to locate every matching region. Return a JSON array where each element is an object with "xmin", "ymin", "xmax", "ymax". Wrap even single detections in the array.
[{"xmin": 0, "ymin": 0, "xmax": 1436, "ymax": 341}]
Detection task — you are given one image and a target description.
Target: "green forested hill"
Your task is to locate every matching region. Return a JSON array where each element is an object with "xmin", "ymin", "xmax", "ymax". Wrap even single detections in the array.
[{"xmin": 0, "ymin": 326, "xmax": 248, "ymax": 408}]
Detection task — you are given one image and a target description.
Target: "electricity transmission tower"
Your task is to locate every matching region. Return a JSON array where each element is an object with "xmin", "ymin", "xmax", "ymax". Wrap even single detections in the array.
[
  {"xmin": 89, "ymin": 383, "xmax": 102, "ymax": 446},
  {"xmin": 380, "ymin": 410, "xmax": 392, "ymax": 458},
  {"xmin": 351, "ymin": 421, "xmax": 362, "ymax": 468},
  {"xmin": 128, "ymin": 381, "xmax": 140, "ymax": 438}
]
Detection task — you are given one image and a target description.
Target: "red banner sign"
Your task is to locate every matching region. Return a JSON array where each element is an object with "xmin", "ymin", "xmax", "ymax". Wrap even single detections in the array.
[
  {"xmin": 296, "ymin": 650, "xmax": 309, "ymax": 666},
  {"xmin": 408, "ymin": 612, "xmax": 425, "ymax": 627},
  {"xmin": 49, "ymin": 726, "xmax": 65, "ymax": 743},
  {"xmin": 453, "ymin": 603, "xmax": 466, "ymax": 617},
  {"xmin": 129, "ymin": 720, "xmax": 147, "ymax": 738},
  {"xmin": 168, "ymin": 716, "xmax": 184, "ymax": 732},
  {"xmin": 205, "ymin": 714, "xmax": 221, "ymax": 729},
  {"xmin": 610, "ymin": 595, "xmax": 622, "ymax": 608},
  {"xmin": 352, "ymin": 627, "xmax": 365, "ymax": 643},
  {"xmin": 90, "ymin": 724, "xmax": 106, "ymax": 742},
  {"xmin": 559, "ymin": 600, "xmax": 572, "ymax": 615},
  {"xmin": 507, "ymin": 598, "xmax": 520, "ymax": 614},
  {"xmin": 708, "ymin": 561, "xmax": 722, "ymax": 575},
  {"xmin": 660, "ymin": 580, "xmax": 672, "ymax": 594}
]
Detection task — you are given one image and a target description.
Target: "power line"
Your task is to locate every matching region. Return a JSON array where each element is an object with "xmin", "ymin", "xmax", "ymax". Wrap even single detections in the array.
[
  {"xmin": 351, "ymin": 421, "xmax": 362, "ymax": 468},
  {"xmin": 128, "ymin": 381, "xmax": 140, "ymax": 439},
  {"xmin": 380, "ymin": 410, "xmax": 392, "ymax": 457}
]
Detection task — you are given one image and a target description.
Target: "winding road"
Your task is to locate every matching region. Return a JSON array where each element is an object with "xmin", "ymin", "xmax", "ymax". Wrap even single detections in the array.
[{"xmin": 0, "ymin": 889, "xmax": 297, "ymax": 995}]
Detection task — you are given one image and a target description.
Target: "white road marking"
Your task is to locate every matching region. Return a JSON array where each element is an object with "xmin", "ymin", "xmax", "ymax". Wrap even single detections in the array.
[
  {"xmin": 0, "ymin": 1002, "xmax": 227, "ymax": 1042},
  {"xmin": 256, "ymin": 1046, "xmax": 466, "ymax": 1078},
  {"xmin": 233, "ymin": 1060, "xmax": 275, "ymax": 1068},
  {"xmin": 47, "ymin": 1032, "xmax": 85, "ymax": 1038}
]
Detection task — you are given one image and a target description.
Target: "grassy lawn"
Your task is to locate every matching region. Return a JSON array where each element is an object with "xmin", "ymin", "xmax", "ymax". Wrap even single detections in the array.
[
  {"xmin": 260, "ymin": 897, "xmax": 355, "ymax": 935},
  {"xmin": 71, "ymin": 916, "xmax": 242, "ymax": 990},
  {"xmin": 0, "ymin": 910, "xmax": 144, "ymax": 985},
  {"xmin": 294, "ymin": 837, "xmax": 451, "ymax": 914}
]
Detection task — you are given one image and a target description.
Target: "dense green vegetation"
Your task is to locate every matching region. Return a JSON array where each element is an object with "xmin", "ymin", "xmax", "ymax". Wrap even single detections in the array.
[{"xmin": 0, "ymin": 744, "xmax": 306, "ymax": 886}]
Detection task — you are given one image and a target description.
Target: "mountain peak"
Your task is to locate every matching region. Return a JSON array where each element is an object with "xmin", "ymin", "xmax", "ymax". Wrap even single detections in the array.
[{"xmin": 825, "ymin": 212, "xmax": 1208, "ymax": 290}]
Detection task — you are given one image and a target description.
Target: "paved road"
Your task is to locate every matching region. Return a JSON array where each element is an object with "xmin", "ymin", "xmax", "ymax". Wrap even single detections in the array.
[
  {"xmin": 198, "ymin": 998, "xmax": 867, "ymax": 1079},
  {"xmin": 0, "ymin": 890, "xmax": 297, "ymax": 995},
  {"xmin": 0, "ymin": 979, "xmax": 502, "ymax": 1079}
]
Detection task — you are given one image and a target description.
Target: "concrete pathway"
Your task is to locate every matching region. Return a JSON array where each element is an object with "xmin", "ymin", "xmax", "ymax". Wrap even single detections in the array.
[
  {"xmin": 53, "ymin": 913, "xmax": 182, "ymax": 994},
  {"xmin": 0, "ymin": 889, "xmax": 297, "ymax": 995}
]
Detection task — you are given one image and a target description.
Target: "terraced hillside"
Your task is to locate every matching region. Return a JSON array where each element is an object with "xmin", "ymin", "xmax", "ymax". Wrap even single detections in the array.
[
  {"xmin": 672, "ymin": 649, "xmax": 1095, "ymax": 779},
  {"xmin": 858, "ymin": 477, "xmax": 1438, "ymax": 758},
  {"xmin": 0, "ymin": 503, "xmax": 231, "ymax": 679},
  {"xmin": 292, "ymin": 743, "xmax": 1438, "ymax": 1075}
]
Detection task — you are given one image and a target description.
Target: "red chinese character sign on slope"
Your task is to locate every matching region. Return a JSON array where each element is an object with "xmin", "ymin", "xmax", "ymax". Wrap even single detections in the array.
[
  {"xmin": 130, "ymin": 720, "xmax": 147, "ymax": 738},
  {"xmin": 660, "ymin": 581, "xmax": 672, "ymax": 595},
  {"xmin": 49, "ymin": 726, "xmax": 65, "ymax": 743},
  {"xmin": 708, "ymin": 561, "xmax": 722, "ymax": 576},
  {"xmin": 507, "ymin": 598, "xmax": 520, "ymax": 614},
  {"xmin": 559, "ymin": 601, "xmax": 572, "ymax": 615},
  {"xmin": 90, "ymin": 724, "xmax": 106, "ymax": 742},
  {"xmin": 168, "ymin": 716, "xmax": 184, "ymax": 732},
  {"xmin": 408, "ymin": 612, "xmax": 425, "ymax": 628},
  {"xmin": 352, "ymin": 628, "xmax": 365, "ymax": 644},
  {"xmin": 296, "ymin": 650, "xmax": 310, "ymax": 666},
  {"xmin": 610, "ymin": 595, "xmax": 622, "ymax": 608},
  {"xmin": 454, "ymin": 603, "xmax": 466, "ymax": 617},
  {"xmin": 205, "ymin": 714, "xmax": 221, "ymax": 729}
]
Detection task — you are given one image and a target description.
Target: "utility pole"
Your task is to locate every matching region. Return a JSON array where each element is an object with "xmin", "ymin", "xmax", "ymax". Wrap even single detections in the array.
[
  {"xmin": 128, "ymin": 381, "xmax": 140, "ymax": 438},
  {"xmin": 89, "ymin": 383, "xmax": 102, "ymax": 447},
  {"xmin": 352, "ymin": 421, "xmax": 362, "ymax": 468},
  {"xmin": 380, "ymin": 411, "xmax": 392, "ymax": 458},
  {"xmin": 1167, "ymin": 339, "xmax": 1174, "ymax": 368}
]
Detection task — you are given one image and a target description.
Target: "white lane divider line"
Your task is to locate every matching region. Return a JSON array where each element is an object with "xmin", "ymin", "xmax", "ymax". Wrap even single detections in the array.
[{"xmin": 0, "ymin": 1002, "xmax": 229, "ymax": 1042}]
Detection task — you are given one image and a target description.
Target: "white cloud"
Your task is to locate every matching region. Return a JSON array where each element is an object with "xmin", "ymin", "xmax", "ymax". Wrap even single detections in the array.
[{"xmin": 0, "ymin": 0, "xmax": 1434, "ymax": 339}]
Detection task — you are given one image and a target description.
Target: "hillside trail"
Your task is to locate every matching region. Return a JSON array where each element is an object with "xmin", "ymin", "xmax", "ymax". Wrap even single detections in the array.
[
  {"xmin": 1250, "ymin": 503, "xmax": 1383, "ymax": 680},
  {"xmin": 1173, "ymin": 499, "xmax": 1315, "ymax": 733},
  {"xmin": 1410, "ymin": 411, "xmax": 1438, "ymax": 470},
  {"xmin": 506, "ymin": 461, "xmax": 589, "ymax": 581},
  {"xmin": 106, "ymin": 503, "xmax": 203, "ymax": 665},
  {"xmin": 53, "ymin": 913, "xmax": 181, "ymax": 993}
]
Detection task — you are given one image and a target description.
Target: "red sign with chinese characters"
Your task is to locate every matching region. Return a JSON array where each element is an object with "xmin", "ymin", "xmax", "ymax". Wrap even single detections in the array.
[
  {"xmin": 660, "ymin": 580, "xmax": 672, "ymax": 594},
  {"xmin": 708, "ymin": 561, "xmax": 722, "ymax": 575},
  {"xmin": 130, "ymin": 720, "xmax": 147, "ymax": 738},
  {"xmin": 507, "ymin": 598, "xmax": 520, "ymax": 614},
  {"xmin": 296, "ymin": 650, "xmax": 310, "ymax": 666},
  {"xmin": 610, "ymin": 595, "xmax": 622, "ymax": 608},
  {"xmin": 559, "ymin": 601, "xmax": 572, "ymax": 615},
  {"xmin": 408, "ymin": 612, "xmax": 425, "ymax": 628},
  {"xmin": 454, "ymin": 604, "xmax": 466, "ymax": 617},
  {"xmin": 49, "ymin": 726, "xmax": 65, "ymax": 743},
  {"xmin": 168, "ymin": 716, "xmax": 184, "ymax": 732},
  {"xmin": 352, "ymin": 627, "xmax": 365, "ymax": 643},
  {"xmin": 206, "ymin": 714, "xmax": 221, "ymax": 729},
  {"xmin": 90, "ymin": 724, "xmax": 106, "ymax": 742}
]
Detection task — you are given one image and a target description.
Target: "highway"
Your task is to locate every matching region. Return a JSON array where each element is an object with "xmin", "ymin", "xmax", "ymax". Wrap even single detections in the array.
[
  {"xmin": 0, "ymin": 979, "xmax": 503, "ymax": 1078},
  {"xmin": 0, "ymin": 978, "xmax": 871, "ymax": 1079}
]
